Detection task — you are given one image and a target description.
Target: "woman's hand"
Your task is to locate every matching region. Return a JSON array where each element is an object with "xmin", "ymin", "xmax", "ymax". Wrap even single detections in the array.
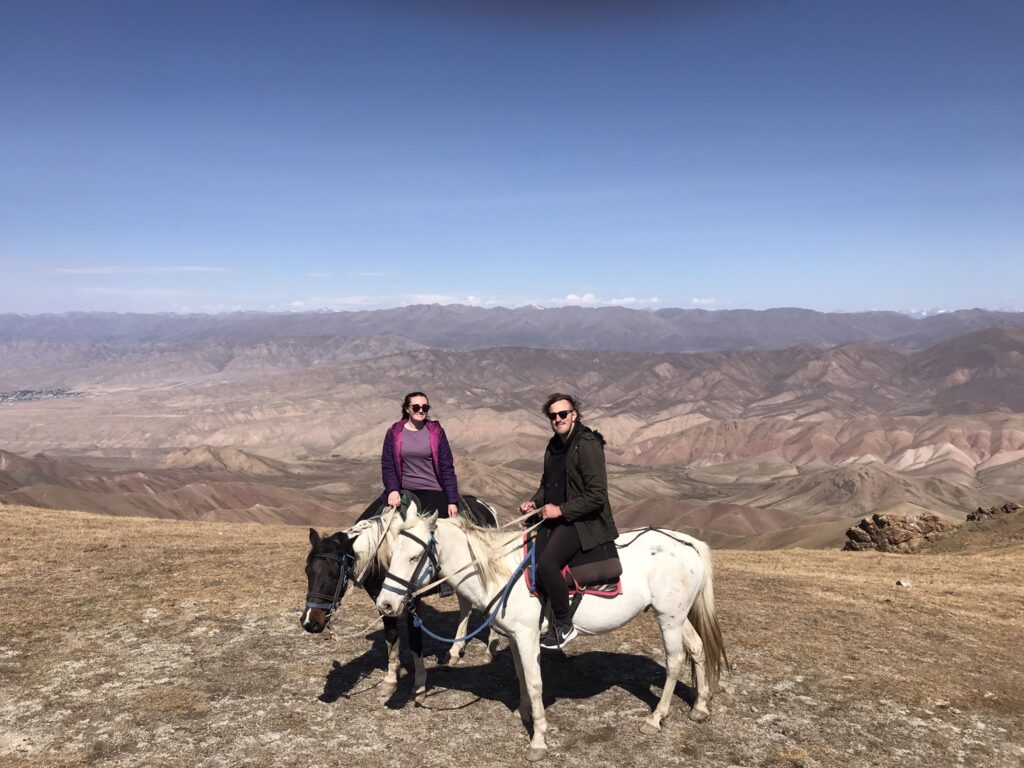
[
  {"xmin": 519, "ymin": 500, "xmax": 536, "ymax": 514},
  {"xmin": 387, "ymin": 491, "xmax": 401, "ymax": 507},
  {"xmin": 447, "ymin": 503, "xmax": 459, "ymax": 517}
]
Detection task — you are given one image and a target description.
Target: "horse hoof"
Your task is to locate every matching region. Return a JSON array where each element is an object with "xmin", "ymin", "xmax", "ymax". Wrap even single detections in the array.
[
  {"xmin": 689, "ymin": 706, "xmax": 711, "ymax": 722},
  {"xmin": 639, "ymin": 719, "xmax": 661, "ymax": 735},
  {"xmin": 380, "ymin": 681, "xmax": 397, "ymax": 698},
  {"xmin": 526, "ymin": 747, "xmax": 547, "ymax": 762},
  {"xmin": 448, "ymin": 654, "xmax": 463, "ymax": 667},
  {"xmin": 414, "ymin": 690, "xmax": 427, "ymax": 705}
]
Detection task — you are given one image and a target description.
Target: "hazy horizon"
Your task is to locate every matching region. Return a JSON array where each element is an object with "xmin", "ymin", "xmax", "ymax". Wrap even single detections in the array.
[{"xmin": 1, "ymin": 302, "xmax": 1022, "ymax": 319}]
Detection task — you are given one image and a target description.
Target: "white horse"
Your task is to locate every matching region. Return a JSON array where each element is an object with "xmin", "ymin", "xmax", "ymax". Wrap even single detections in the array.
[
  {"xmin": 301, "ymin": 510, "xmax": 499, "ymax": 702},
  {"xmin": 376, "ymin": 511, "xmax": 728, "ymax": 761}
]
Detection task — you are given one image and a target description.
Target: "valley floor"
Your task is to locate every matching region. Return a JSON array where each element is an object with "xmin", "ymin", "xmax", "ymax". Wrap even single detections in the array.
[{"xmin": 1, "ymin": 504, "xmax": 1021, "ymax": 767}]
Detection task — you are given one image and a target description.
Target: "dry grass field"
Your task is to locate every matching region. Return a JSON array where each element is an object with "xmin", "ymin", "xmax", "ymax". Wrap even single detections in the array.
[{"xmin": 1, "ymin": 503, "xmax": 1021, "ymax": 767}]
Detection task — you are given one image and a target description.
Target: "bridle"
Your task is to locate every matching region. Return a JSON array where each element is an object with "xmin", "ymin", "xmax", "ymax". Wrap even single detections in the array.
[
  {"xmin": 305, "ymin": 550, "xmax": 357, "ymax": 613},
  {"xmin": 379, "ymin": 530, "xmax": 438, "ymax": 601}
]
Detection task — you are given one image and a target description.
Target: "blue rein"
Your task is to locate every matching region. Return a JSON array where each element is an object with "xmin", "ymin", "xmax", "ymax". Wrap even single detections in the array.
[{"xmin": 408, "ymin": 542, "xmax": 536, "ymax": 645}]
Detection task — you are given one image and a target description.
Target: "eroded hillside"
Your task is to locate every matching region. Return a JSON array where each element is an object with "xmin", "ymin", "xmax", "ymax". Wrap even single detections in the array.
[{"xmin": 2, "ymin": 326, "xmax": 1023, "ymax": 546}]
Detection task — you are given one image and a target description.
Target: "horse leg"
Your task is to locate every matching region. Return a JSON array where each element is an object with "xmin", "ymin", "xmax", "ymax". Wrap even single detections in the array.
[
  {"xmin": 681, "ymin": 618, "xmax": 711, "ymax": 721},
  {"xmin": 513, "ymin": 630, "xmax": 548, "ymax": 761},
  {"xmin": 447, "ymin": 593, "xmax": 472, "ymax": 665},
  {"xmin": 483, "ymin": 625, "xmax": 501, "ymax": 664},
  {"xmin": 507, "ymin": 636, "xmax": 530, "ymax": 725},
  {"xmin": 641, "ymin": 613, "xmax": 687, "ymax": 735},
  {"xmin": 406, "ymin": 608, "xmax": 427, "ymax": 704},
  {"xmin": 382, "ymin": 616, "xmax": 400, "ymax": 695}
]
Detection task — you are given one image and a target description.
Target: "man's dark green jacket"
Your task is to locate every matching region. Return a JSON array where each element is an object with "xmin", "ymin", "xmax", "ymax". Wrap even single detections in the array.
[{"xmin": 530, "ymin": 424, "xmax": 619, "ymax": 551}]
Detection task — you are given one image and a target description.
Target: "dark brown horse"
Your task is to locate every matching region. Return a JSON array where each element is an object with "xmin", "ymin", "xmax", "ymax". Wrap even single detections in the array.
[{"xmin": 300, "ymin": 494, "xmax": 499, "ymax": 700}]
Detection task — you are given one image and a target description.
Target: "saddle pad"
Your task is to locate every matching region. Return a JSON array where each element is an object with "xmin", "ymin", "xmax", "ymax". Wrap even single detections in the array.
[{"xmin": 561, "ymin": 568, "xmax": 622, "ymax": 598}]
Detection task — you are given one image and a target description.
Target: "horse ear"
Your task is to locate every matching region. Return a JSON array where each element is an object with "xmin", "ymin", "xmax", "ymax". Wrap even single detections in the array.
[
  {"xmin": 426, "ymin": 510, "xmax": 439, "ymax": 529},
  {"xmin": 309, "ymin": 528, "xmax": 320, "ymax": 547}
]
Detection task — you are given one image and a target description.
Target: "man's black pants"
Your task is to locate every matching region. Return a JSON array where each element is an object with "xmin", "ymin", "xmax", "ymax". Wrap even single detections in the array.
[{"xmin": 535, "ymin": 519, "xmax": 580, "ymax": 626}]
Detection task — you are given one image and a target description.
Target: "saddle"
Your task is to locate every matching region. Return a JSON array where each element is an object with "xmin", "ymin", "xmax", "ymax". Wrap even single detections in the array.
[
  {"xmin": 357, "ymin": 493, "xmax": 497, "ymax": 528},
  {"xmin": 458, "ymin": 495, "xmax": 499, "ymax": 528},
  {"xmin": 524, "ymin": 533, "xmax": 623, "ymax": 600}
]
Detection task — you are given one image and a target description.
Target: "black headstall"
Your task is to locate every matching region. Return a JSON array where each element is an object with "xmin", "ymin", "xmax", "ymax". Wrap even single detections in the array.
[
  {"xmin": 379, "ymin": 530, "xmax": 438, "ymax": 599},
  {"xmin": 305, "ymin": 551, "xmax": 356, "ymax": 613}
]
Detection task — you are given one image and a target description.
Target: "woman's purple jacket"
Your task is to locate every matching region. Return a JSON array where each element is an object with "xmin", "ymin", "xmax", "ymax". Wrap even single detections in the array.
[{"xmin": 380, "ymin": 419, "xmax": 460, "ymax": 505}]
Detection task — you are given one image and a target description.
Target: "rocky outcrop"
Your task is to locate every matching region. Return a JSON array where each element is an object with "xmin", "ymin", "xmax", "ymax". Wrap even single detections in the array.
[
  {"xmin": 843, "ymin": 511, "xmax": 961, "ymax": 553},
  {"xmin": 967, "ymin": 502, "xmax": 1021, "ymax": 522}
]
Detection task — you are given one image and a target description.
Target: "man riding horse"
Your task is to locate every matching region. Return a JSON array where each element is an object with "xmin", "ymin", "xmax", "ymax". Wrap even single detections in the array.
[{"xmin": 519, "ymin": 392, "xmax": 619, "ymax": 650}]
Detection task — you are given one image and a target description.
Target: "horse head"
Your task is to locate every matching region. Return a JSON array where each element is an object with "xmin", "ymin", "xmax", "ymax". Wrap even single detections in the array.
[
  {"xmin": 300, "ymin": 528, "xmax": 356, "ymax": 634},
  {"xmin": 375, "ymin": 509, "xmax": 438, "ymax": 618}
]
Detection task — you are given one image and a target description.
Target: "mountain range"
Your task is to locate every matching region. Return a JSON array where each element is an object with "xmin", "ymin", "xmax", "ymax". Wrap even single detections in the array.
[
  {"xmin": 1, "ymin": 308, "xmax": 1021, "ymax": 548},
  {"xmin": 2, "ymin": 305, "xmax": 1023, "ymax": 352}
]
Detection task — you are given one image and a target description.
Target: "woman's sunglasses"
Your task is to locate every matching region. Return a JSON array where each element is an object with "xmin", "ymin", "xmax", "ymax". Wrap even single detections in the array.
[
  {"xmin": 547, "ymin": 409, "xmax": 573, "ymax": 421},
  {"xmin": 409, "ymin": 404, "xmax": 430, "ymax": 413}
]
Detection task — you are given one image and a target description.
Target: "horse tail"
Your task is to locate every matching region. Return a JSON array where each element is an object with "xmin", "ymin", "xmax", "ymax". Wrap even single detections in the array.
[{"xmin": 686, "ymin": 538, "xmax": 729, "ymax": 694}]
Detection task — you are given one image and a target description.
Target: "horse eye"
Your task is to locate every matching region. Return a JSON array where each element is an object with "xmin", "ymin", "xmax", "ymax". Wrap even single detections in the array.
[{"xmin": 408, "ymin": 555, "xmax": 419, "ymax": 563}]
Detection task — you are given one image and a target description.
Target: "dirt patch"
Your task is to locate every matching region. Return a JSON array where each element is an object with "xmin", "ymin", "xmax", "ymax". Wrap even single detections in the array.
[{"xmin": 1, "ymin": 505, "xmax": 1021, "ymax": 767}]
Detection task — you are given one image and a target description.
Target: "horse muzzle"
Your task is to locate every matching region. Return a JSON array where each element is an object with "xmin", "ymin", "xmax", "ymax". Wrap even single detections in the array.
[
  {"xmin": 300, "ymin": 606, "xmax": 329, "ymax": 633},
  {"xmin": 376, "ymin": 595, "xmax": 404, "ymax": 618}
]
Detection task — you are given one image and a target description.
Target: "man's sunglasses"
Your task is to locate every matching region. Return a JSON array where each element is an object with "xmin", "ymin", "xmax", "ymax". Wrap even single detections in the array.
[
  {"xmin": 547, "ymin": 409, "xmax": 573, "ymax": 421},
  {"xmin": 408, "ymin": 404, "xmax": 430, "ymax": 413}
]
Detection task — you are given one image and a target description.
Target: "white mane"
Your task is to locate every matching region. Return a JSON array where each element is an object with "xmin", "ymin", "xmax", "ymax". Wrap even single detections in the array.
[
  {"xmin": 346, "ymin": 511, "xmax": 395, "ymax": 580},
  {"xmin": 441, "ymin": 516, "xmax": 520, "ymax": 592}
]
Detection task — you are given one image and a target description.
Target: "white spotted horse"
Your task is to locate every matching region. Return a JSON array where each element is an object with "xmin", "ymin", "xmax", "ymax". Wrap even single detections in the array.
[
  {"xmin": 301, "ymin": 492, "xmax": 499, "ymax": 701},
  {"xmin": 376, "ymin": 510, "xmax": 729, "ymax": 761}
]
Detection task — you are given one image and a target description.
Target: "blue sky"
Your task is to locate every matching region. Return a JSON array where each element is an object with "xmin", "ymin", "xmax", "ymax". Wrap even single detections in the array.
[{"xmin": 2, "ymin": 1, "xmax": 1022, "ymax": 314}]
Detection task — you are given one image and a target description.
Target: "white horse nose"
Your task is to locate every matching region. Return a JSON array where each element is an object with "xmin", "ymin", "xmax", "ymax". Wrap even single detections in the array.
[{"xmin": 378, "ymin": 599, "xmax": 396, "ymax": 616}]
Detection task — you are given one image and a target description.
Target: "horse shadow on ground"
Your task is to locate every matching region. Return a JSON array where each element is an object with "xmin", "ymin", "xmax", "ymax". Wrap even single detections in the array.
[
  {"xmin": 320, "ymin": 645, "xmax": 390, "ymax": 703},
  {"xmin": 319, "ymin": 601, "xmax": 696, "ymax": 714},
  {"xmin": 539, "ymin": 650, "xmax": 698, "ymax": 710},
  {"xmin": 425, "ymin": 647, "xmax": 697, "ymax": 713},
  {"xmin": 319, "ymin": 601, "xmax": 504, "ymax": 710}
]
